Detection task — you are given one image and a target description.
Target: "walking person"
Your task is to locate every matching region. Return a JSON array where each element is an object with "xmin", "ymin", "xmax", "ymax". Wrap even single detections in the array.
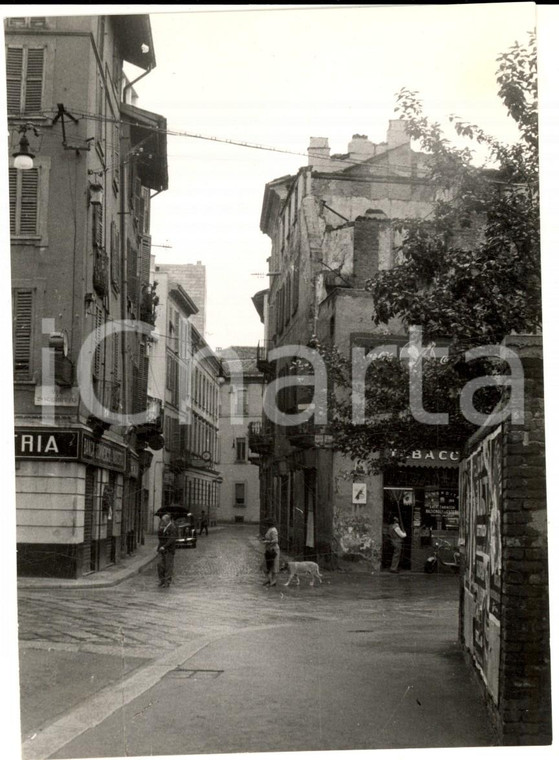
[
  {"xmin": 157, "ymin": 513, "xmax": 178, "ymax": 588},
  {"xmin": 199, "ymin": 510, "xmax": 209, "ymax": 536},
  {"xmin": 262, "ymin": 518, "xmax": 280, "ymax": 587},
  {"xmin": 388, "ymin": 514, "xmax": 407, "ymax": 573}
]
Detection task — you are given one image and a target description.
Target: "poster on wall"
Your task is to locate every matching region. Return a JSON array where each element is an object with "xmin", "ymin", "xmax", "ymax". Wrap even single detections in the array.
[{"xmin": 459, "ymin": 425, "xmax": 503, "ymax": 702}]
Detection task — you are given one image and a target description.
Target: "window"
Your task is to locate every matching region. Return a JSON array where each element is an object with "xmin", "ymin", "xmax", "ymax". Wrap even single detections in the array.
[
  {"xmin": 12, "ymin": 288, "xmax": 33, "ymax": 380},
  {"xmin": 7, "ymin": 17, "xmax": 47, "ymax": 28},
  {"xmin": 234, "ymin": 482, "xmax": 246, "ymax": 507},
  {"xmin": 9, "ymin": 167, "xmax": 38, "ymax": 237},
  {"xmin": 233, "ymin": 387, "xmax": 248, "ymax": 417},
  {"xmin": 6, "ymin": 46, "xmax": 45, "ymax": 114},
  {"xmin": 235, "ymin": 437, "xmax": 247, "ymax": 462}
]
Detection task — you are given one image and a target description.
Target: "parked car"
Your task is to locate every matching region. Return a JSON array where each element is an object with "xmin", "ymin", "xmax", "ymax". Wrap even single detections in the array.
[
  {"xmin": 155, "ymin": 505, "xmax": 197, "ymax": 549},
  {"xmin": 175, "ymin": 514, "xmax": 197, "ymax": 549}
]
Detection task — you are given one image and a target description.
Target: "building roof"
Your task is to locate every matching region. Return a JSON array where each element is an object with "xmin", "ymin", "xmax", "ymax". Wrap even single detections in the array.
[
  {"xmin": 112, "ymin": 15, "xmax": 155, "ymax": 70},
  {"xmin": 217, "ymin": 346, "xmax": 262, "ymax": 377}
]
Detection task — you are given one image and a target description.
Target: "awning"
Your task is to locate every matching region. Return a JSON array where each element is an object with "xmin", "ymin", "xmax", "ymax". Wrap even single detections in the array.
[
  {"xmin": 121, "ymin": 103, "xmax": 168, "ymax": 192},
  {"xmin": 394, "ymin": 449, "xmax": 460, "ymax": 469}
]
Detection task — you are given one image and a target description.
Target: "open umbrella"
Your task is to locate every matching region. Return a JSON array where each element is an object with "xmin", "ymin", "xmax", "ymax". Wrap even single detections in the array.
[{"xmin": 155, "ymin": 504, "xmax": 190, "ymax": 520}]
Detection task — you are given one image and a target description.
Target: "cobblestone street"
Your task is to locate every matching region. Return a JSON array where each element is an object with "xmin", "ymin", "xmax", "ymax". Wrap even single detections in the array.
[{"xmin": 18, "ymin": 525, "xmax": 496, "ymax": 758}]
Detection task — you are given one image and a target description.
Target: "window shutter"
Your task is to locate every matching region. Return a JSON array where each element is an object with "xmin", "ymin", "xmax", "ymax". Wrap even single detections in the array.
[
  {"xmin": 6, "ymin": 47, "xmax": 23, "ymax": 113},
  {"xmin": 110, "ymin": 221, "xmax": 121, "ymax": 290},
  {"xmin": 92, "ymin": 204, "xmax": 103, "ymax": 248},
  {"xmin": 292, "ymin": 258, "xmax": 300, "ymax": 315},
  {"xmin": 13, "ymin": 289, "xmax": 33, "ymax": 379},
  {"xmin": 19, "ymin": 169, "xmax": 39, "ymax": 235},
  {"xmin": 139, "ymin": 235, "xmax": 151, "ymax": 286},
  {"xmin": 93, "ymin": 304, "xmax": 104, "ymax": 379},
  {"xmin": 9, "ymin": 169, "xmax": 17, "ymax": 235},
  {"xmin": 127, "ymin": 240, "xmax": 139, "ymax": 309},
  {"xmin": 24, "ymin": 48, "xmax": 44, "ymax": 113}
]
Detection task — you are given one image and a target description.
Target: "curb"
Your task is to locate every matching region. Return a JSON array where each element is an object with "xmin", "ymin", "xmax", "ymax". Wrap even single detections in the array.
[{"xmin": 17, "ymin": 547, "xmax": 158, "ymax": 591}]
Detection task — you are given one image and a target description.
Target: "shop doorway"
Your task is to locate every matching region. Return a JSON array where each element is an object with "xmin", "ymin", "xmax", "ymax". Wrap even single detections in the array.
[{"xmin": 382, "ymin": 487, "xmax": 414, "ymax": 570}]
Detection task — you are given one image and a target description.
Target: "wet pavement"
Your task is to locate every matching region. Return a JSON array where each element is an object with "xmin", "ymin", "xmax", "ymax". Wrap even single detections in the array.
[{"xmin": 17, "ymin": 524, "xmax": 497, "ymax": 758}]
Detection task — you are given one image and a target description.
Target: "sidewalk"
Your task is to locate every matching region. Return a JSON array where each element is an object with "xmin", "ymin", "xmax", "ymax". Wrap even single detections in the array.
[{"xmin": 17, "ymin": 535, "xmax": 159, "ymax": 590}]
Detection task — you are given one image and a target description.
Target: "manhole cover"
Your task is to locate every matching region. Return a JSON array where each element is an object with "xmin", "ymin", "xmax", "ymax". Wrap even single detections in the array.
[{"xmin": 166, "ymin": 669, "xmax": 223, "ymax": 679}]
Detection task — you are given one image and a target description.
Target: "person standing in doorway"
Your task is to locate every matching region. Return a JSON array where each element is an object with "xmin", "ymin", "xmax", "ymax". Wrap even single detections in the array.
[
  {"xmin": 157, "ymin": 513, "xmax": 178, "ymax": 588},
  {"xmin": 388, "ymin": 514, "xmax": 407, "ymax": 574},
  {"xmin": 199, "ymin": 510, "xmax": 209, "ymax": 536},
  {"xmin": 262, "ymin": 518, "xmax": 280, "ymax": 587}
]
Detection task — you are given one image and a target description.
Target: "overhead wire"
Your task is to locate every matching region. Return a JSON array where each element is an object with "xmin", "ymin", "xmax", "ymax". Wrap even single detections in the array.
[{"xmin": 33, "ymin": 105, "xmax": 535, "ymax": 186}]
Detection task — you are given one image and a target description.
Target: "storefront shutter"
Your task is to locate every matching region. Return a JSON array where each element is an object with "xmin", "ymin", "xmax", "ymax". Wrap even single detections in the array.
[{"xmin": 13, "ymin": 289, "xmax": 33, "ymax": 379}]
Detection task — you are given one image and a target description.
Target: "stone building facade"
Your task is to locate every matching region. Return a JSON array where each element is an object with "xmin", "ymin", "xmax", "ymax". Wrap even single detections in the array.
[
  {"xmin": 155, "ymin": 261, "xmax": 207, "ymax": 338},
  {"xmin": 250, "ymin": 122, "xmax": 463, "ymax": 567},
  {"xmin": 9, "ymin": 14, "xmax": 168, "ymax": 577},
  {"xmin": 459, "ymin": 335, "xmax": 550, "ymax": 744},
  {"xmin": 217, "ymin": 347, "xmax": 263, "ymax": 525}
]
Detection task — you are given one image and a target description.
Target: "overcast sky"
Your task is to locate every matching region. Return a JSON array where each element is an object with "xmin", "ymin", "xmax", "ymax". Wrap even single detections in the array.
[
  {"xmin": 1, "ymin": 3, "xmax": 550, "ymax": 350},
  {"xmin": 118, "ymin": 3, "xmax": 540, "ymax": 350}
]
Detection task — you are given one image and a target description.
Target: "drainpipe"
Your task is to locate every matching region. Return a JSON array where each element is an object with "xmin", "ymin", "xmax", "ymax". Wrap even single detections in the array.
[{"xmin": 122, "ymin": 66, "xmax": 153, "ymax": 105}]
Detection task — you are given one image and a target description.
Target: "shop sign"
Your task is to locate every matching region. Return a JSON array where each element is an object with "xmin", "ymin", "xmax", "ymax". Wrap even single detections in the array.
[
  {"xmin": 34, "ymin": 386, "xmax": 80, "ymax": 407},
  {"xmin": 352, "ymin": 483, "xmax": 367, "ymax": 504},
  {"xmin": 397, "ymin": 449, "xmax": 460, "ymax": 468},
  {"xmin": 81, "ymin": 434, "xmax": 126, "ymax": 472},
  {"xmin": 15, "ymin": 429, "xmax": 79, "ymax": 459}
]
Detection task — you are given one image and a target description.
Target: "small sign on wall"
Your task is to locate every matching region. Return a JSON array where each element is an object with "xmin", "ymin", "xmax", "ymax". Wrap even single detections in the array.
[{"xmin": 352, "ymin": 483, "xmax": 367, "ymax": 504}]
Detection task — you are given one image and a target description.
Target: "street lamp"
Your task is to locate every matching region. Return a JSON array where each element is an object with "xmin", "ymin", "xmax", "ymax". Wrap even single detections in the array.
[{"xmin": 12, "ymin": 125, "xmax": 36, "ymax": 170}]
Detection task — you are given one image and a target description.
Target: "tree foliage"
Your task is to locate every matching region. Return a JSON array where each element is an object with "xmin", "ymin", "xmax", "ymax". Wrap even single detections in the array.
[{"xmin": 317, "ymin": 32, "xmax": 540, "ymax": 470}]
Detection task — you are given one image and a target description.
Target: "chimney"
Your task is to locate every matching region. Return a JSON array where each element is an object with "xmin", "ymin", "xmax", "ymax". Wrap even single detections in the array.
[
  {"xmin": 387, "ymin": 120, "xmax": 410, "ymax": 149},
  {"xmin": 348, "ymin": 134, "xmax": 376, "ymax": 162},
  {"xmin": 308, "ymin": 137, "xmax": 330, "ymax": 168}
]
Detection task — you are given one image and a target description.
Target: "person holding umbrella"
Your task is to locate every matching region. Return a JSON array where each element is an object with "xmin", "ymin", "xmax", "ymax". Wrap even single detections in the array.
[{"xmin": 156, "ymin": 513, "xmax": 178, "ymax": 587}]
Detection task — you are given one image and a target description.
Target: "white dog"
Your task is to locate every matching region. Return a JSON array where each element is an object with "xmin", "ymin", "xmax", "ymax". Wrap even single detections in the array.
[{"xmin": 281, "ymin": 560, "xmax": 323, "ymax": 587}]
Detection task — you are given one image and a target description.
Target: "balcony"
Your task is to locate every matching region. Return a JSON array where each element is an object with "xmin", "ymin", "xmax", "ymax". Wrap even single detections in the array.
[
  {"xmin": 93, "ymin": 249, "xmax": 109, "ymax": 297},
  {"xmin": 285, "ymin": 421, "xmax": 315, "ymax": 450},
  {"xmin": 256, "ymin": 340, "xmax": 274, "ymax": 376},
  {"xmin": 247, "ymin": 421, "xmax": 274, "ymax": 455}
]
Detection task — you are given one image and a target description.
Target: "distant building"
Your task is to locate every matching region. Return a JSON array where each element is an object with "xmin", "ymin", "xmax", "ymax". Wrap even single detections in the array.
[
  {"xmin": 216, "ymin": 347, "xmax": 264, "ymax": 524},
  {"xmin": 146, "ymin": 263, "xmax": 222, "ymax": 531},
  {"xmin": 8, "ymin": 14, "xmax": 168, "ymax": 578},
  {"xmin": 251, "ymin": 122, "xmax": 462, "ymax": 570},
  {"xmin": 155, "ymin": 261, "xmax": 207, "ymax": 338}
]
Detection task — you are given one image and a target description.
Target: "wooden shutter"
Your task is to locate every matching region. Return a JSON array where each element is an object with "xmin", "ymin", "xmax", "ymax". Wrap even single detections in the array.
[
  {"xmin": 139, "ymin": 235, "xmax": 151, "ymax": 287},
  {"xmin": 24, "ymin": 48, "xmax": 44, "ymax": 113},
  {"xmin": 92, "ymin": 204, "xmax": 103, "ymax": 248},
  {"xmin": 93, "ymin": 304, "xmax": 104, "ymax": 379},
  {"xmin": 6, "ymin": 47, "xmax": 23, "ymax": 114},
  {"xmin": 9, "ymin": 169, "xmax": 17, "ymax": 234},
  {"xmin": 13, "ymin": 289, "xmax": 33, "ymax": 379},
  {"xmin": 20, "ymin": 169, "xmax": 39, "ymax": 235},
  {"xmin": 110, "ymin": 221, "xmax": 121, "ymax": 291},
  {"xmin": 9, "ymin": 167, "xmax": 39, "ymax": 236},
  {"xmin": 292, "ymin": 257, "xmax": 300, "ymax": 315},
  {"xmin": 127, "ymin": 240, "xmax": 138, "ymax": 310}
]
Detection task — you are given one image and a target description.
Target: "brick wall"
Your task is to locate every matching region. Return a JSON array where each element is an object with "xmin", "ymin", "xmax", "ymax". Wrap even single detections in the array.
[{"xmin": 460, "ymin": 335, "xmax": 551, "ymax": 745}]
